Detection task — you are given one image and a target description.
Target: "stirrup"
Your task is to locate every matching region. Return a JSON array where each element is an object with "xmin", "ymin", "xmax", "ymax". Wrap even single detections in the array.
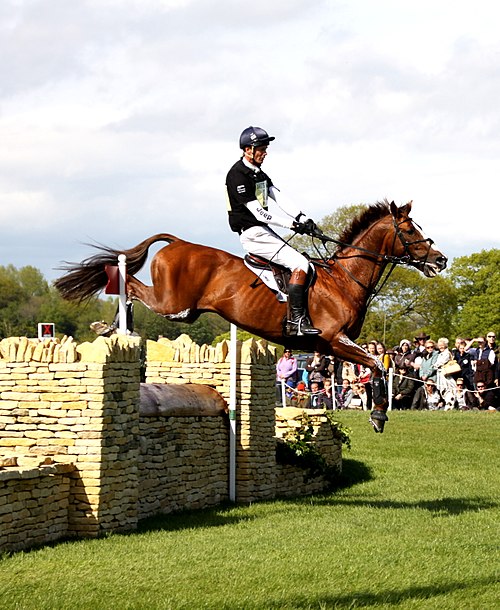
[{"xmin": 286, "ymin": 316, "xmax": 321, "ymax": 337}]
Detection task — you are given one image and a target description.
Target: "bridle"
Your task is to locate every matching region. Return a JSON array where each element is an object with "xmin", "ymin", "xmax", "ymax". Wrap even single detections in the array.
[
  {"xmin": 304, "ymin": 213, "xmax": 435, "ymax": 303},
  {"xmin": 391, "ymin": 216, "xmax": 435, "ymax": 268}
]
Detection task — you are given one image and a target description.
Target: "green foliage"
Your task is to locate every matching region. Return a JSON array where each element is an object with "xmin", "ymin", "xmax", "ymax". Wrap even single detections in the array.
[
  {"xmin": 360, "ymin": 266, "xmax": 458, "ymax": 346},
  {"xmin": 276, "ymin": 412, "xmax": 329, "ymax": 479},
  {"xmin": 324, "ymin": 411, "xmax": 353, "ymax": 450},
  {"xmin": 276, "ymin": 411, "xmax": 351, "ymax": 481},
  {"xmin": 447, "ymin": 249, "xmax": 500, "ymax": 336},
  {"xmin": 212, "ymin": 328, "xmax": 256, "ymax": 345}
]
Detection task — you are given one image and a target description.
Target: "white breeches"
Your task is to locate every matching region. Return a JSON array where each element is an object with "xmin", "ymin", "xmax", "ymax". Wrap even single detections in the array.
[{"xmin": 240, "ymin": 226, "xmax": 309, "ymax": 273}]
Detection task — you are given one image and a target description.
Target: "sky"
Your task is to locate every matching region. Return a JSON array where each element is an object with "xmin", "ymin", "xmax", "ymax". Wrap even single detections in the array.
[{"xmin": 1, "ymin": 0, "xmax": 499, "ymax": 283}]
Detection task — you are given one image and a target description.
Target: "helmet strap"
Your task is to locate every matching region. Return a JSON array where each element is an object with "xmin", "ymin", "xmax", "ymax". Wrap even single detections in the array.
[{"xmin": 244, "ymin": 146, "xmax": 255, "ymax": 164}]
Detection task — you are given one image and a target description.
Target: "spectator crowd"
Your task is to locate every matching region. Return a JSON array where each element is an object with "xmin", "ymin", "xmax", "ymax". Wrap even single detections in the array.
[{"xmin": 276, "ymin": 331, "xmax": 500, "ymax": 412}]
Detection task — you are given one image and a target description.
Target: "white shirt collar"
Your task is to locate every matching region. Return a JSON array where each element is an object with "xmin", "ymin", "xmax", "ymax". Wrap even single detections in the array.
[{"xmin": 242, "ymin": 156, "xmax": 260, "ymax": 172}]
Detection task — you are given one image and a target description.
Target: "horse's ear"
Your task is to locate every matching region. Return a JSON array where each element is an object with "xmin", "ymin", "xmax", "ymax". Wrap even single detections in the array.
[{"xmin": 391, "ymin": 200, "xmax": 413, "ymax": 219}]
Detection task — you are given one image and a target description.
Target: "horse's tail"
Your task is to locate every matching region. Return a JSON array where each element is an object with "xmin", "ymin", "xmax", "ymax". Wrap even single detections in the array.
[{"xmin": 54, "ymin": 233, "xmax": 179, "ymax": 302}]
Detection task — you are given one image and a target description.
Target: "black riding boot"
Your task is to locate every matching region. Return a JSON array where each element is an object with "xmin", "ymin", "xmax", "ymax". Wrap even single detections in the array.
[{"xmin": 286, "ymin": 270, "xmax": 321, "ymax": 336}]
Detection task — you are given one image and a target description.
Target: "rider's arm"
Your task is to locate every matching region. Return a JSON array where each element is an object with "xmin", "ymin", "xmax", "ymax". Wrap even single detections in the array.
[
  {"xmin": 245, "ymin": 200, "xmax": 295, "ymax": 229},
  {"xmin": 268, "ymin": 186, "xmax": 310, "ymax": 224}
]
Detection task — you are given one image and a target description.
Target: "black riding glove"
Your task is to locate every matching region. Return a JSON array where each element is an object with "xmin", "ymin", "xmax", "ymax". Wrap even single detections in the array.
[{"xmin": 293, "ymin": 218, "xmax": 318, "ymax": 236}]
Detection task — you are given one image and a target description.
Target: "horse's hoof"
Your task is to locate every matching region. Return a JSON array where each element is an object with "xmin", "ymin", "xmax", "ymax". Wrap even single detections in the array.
[
  {"xmin": 90, "ymin": 321, "xmax": 116, "ymax": 337},
  {"xmin": 369, "ymin": 410, "xmax": 388, "ymax": 433}
]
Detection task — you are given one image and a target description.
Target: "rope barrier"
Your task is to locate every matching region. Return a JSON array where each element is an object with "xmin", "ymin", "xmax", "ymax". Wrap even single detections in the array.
[{"xmin": 277, "ymin": 373, "xmax": 500, "ymax": 410}]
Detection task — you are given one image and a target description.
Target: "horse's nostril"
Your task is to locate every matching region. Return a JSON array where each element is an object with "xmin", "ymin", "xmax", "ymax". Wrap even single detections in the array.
[{"xmin": 436, "ymin": 256, "xmax": 448, "ymax": 269}]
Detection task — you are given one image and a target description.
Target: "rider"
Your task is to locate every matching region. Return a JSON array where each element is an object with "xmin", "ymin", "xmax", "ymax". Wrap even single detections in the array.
[{"xmin": 225, "ymin": 126, "xmax": 321, "ymax": 337}]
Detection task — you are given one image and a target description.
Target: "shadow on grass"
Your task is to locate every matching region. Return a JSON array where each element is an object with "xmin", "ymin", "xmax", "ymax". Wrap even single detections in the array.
[
  {"xmin": 136, "ymin": 505, "xmax": 259, "ymax": 534},
  {"xmin": 263, "ymin": 575, "xmax": 498, "ymax": 609},
  {"xmin": 136, "ymin": 458, "xmax": 372, "ymax": 535},
  {"xmin": 308, "ymin": 494, "xmax": 499, "ymax": 515}
]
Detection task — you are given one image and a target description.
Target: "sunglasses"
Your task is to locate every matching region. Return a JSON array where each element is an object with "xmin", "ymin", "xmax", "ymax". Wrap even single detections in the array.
[
  {"xmin": 487, "ymin": 335, "xmax": 496, "ymax": 339},
  {"xmin": 477, "ymin": 385, "xmax": 485, "ymax": 389}
]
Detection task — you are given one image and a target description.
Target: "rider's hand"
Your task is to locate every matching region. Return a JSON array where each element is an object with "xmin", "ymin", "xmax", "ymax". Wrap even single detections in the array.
[
  {"xmin": 293, "ymin": 218, "xmax": 318, "ymax": 236},
  {"xmin": 292, "ymin": 220, "xmax": 307, "ymax": 234},
  {"xmin": 303, "ymin": 218, "xmax": 318, "ymax": 234}
]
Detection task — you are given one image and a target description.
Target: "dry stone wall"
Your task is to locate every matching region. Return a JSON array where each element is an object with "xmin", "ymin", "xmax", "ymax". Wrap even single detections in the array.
[
  {"xmin": 0, "ymin": 333, "xmax": 342, "ymax": 553},
  {"xmin": 145, "ymin": 335, "xmax": 278, "ymax": 503},
  {"xmin": 0, "ymin": 335, "xmax": 142, "ymax": 547}
]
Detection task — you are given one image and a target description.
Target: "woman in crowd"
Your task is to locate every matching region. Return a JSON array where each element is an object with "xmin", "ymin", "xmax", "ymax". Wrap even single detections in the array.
[
  {"xmin": 392, "ymin": 364, "xmax": 415, "ymax": 410},
  {"xmin": 394, "ymin": 339, "xmax": 413, "ymax": 370},
  {"xmin": 305, "ymin": 350, "xmax": 330, "ymax": 389},
  {"xmin": 376, "ymin": 342, "xmax": 392, "ymax": 372},
  {"xmin": 411, "ymin": 379, "xmax": 445, "ymax": 410},
  {"xmin": 276, "ymin": 348, "xmax": 297, "ymax": 400},
  {"xmin": 336, "ymin": 378, "xmax": 354, "ymax": 409},
  {"xmin": 433, "ymin": 337, "xmax": 457, "ymax": 409}
]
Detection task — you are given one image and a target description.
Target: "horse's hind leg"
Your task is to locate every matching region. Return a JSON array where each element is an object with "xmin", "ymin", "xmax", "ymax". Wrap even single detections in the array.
[
  {"xmin": 126, "ymin": 275, "xmax": 197, "ymax": 321},
  {"xmin": 331, "ymin": 333, "xmax": 389, "ymax": 432}
]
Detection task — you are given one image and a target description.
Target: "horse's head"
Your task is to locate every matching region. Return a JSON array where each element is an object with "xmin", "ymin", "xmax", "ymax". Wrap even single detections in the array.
[{"xmin": 389, "ymin": 201, "xmax": 447, "ymax": 277}]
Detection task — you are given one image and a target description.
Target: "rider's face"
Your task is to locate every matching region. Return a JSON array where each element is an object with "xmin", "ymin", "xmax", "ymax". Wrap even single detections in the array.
[{"xmin": 245, "ymin": 145, "xmax": 268, "ymax": 166}]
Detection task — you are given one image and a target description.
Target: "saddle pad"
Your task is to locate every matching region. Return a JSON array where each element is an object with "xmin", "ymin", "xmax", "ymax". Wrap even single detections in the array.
[{"xmin": 243, "ymin": 260, "xmax": 288, "ymax": 302}]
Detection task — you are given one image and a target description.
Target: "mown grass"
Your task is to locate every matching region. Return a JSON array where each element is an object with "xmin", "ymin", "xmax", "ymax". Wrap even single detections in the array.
[{"xmin": 0, "ymin": 411, "xmax": 498, "ymax": 609}]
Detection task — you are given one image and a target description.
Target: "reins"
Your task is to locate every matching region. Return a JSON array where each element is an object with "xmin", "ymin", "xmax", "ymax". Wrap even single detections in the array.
[{"xmin": 300, "ymin": 213, "xmax": 434, "ymax": 304}]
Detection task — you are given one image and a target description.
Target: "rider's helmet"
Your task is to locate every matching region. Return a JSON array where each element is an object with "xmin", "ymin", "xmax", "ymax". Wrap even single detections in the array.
[{"xmin": 239, "ymin": 126, "xmax": 275, "ymax": 150}]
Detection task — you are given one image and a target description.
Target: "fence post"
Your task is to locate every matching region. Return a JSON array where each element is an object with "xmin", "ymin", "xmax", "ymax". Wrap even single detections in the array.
[
  {"xmin": 117, "ymin": 254, "xmax": 127, "ymax": 335},
  {"xmin": 387, "ymin": 367, "xmax": 394, "ymax": 411},
  {"xmin": 229, "ymin": 324, "xmax": 237, "ymax": 502}
]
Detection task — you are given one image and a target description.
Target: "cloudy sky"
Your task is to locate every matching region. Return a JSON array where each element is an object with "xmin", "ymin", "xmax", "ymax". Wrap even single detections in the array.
[{"xmin": 1, "ymin": 0, "xmax": 499, "ymax": 283}]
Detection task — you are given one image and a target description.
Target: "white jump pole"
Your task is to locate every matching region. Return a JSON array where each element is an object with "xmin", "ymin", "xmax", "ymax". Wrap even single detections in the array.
[
  {"xmin": 387, "ymin": 367, "xmax": 394, "ymax": 411},
  {"xmin": 117, "ymin": 254, "xmax": 128, "ymax": 335},
  {"xmin": 281, "ymin": 379, "xmax": 287, "ymax": 407},
  {"xmin": 229, "ymin": 323, "xmax": 237, "ymax": 502}
]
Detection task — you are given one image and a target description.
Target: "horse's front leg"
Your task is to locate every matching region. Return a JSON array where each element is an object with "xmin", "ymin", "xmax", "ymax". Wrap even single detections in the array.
[{"xmin": 331, "ymin": 334, "xmax": 389, "ymax": 433}]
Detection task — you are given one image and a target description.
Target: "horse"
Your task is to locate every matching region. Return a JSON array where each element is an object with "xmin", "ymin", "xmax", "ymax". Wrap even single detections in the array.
[{"xmin": 55, "ymin": 200, "xmax": 447, "ymax": 432}]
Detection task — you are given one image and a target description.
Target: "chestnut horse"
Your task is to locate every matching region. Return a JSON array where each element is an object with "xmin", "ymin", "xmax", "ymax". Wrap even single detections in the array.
[{"xmin": 55, "ymin": 201, "xmax": 447, "ymax": 431}]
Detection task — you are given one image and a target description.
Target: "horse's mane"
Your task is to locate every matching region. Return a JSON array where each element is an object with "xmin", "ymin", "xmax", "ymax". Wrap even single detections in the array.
[{"xmin": 336, "ymin": 200, "xmax": 391, "ymax": 249}]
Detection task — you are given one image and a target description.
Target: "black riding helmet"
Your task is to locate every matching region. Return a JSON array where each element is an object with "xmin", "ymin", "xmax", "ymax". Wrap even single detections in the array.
[{"xmin": 239, "ymin": 126, "xmax": 275, "ymax": 149}]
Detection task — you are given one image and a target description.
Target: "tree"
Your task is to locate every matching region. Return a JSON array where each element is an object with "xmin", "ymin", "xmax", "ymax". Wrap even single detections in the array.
[
  {"xmin": 0, "ymin": 265, "xmax": 50, "ymax": 337},
  {"xmin": 359, "ymin": 267, "xmax": 458, "ymax": 347},
  {"xmin": 446, "ymin": 249, "xmax": 500, "ymax": 337}
]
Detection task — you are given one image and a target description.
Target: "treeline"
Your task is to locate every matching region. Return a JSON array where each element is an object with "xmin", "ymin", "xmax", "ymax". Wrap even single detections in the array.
[{"xmin": 0, "ymin": 264, "xmax": 229, "ymax": 344}]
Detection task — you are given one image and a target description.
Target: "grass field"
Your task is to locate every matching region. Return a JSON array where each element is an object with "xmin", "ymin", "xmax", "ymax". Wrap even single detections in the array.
[{"xmin": 0, "ymin": 411, "xmax": 498, "ymax": 609}]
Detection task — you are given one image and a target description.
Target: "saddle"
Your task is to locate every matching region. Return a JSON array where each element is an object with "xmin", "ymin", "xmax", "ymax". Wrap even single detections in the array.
[{"xmin": 244, "ymin": 253, "xmax": 315, "ymax": 297}]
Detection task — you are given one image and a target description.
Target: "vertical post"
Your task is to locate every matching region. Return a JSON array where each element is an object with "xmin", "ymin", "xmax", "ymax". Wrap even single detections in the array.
[
  {"xmin": 387, "ymin": 367, "xmax": 394, "ymax": 411},
  {"xmin": 229, "ymin": 323, "xmax": 237, "ymax": 502},
  {"xmin": 117, "ymin": 254, "xmax": 127, "ymax": 336},
  {"xmin": 281, "ymin": 379, "xmax": 287, "ymax": 407}
]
